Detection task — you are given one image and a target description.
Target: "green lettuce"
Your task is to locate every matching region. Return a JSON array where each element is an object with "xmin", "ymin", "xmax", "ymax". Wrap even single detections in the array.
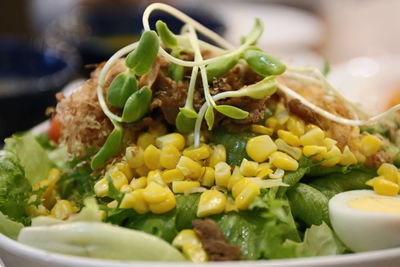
[{"xmin": 0, "ymin": 211, "xmax": 24, "ymax": 240}]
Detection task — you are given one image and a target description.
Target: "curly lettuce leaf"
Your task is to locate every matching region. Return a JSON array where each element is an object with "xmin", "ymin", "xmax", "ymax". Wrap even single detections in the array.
[{"xmin": 0, "ymin": 211, "xmax": 24, "ymax": 240}]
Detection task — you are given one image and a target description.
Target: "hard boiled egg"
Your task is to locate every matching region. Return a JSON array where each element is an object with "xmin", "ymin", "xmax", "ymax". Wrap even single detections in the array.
[{"xmin": 329, "ymin": 190, "xmax": 400, "ymax": 252}]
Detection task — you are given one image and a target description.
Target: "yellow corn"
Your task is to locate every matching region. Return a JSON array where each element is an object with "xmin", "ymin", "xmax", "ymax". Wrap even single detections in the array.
[
  {"xmin": 270, "ymin": 151, "xmax": 299, "ymax": 171},
  {"xmin": 275, "ymin": 138, "xmax": 302, "ymax": 160},
  {"xmin": 303, "ymin": 145, "xmax": 327, "ymax": 157},
  {"xmin": 148, "ymin": 189, "xmax": 176, "ymax": 214},
  {"xmin": 354, "ymin": 150, "xmax": 366, "ymax": 164},
  {"xmin": 265, "ymin": 117, "xmax": 279, "ymax": 129},
  {"xmin": 51, "ymin": 200, "xmax": 77, "ymax": 220},
  {"xmin": 286, "ymin": 116, "xmax": 305, "ymax": 136},
  {"xmin": 321, "ymin": 145, "xmax": 342, "ymax": 167},
  {"xmin": 340, "ymin": 146, "xmax": 358, "ymax": 166},
  {"xmin": 47, "ymin": 168, "xmax": 61, "ymax": 183},
  {"xmin": 130, "ymin": 177, "xmax": 147, "ymax": 190},
  {"xmin": 147, "ymin": 170, "xmax": 165, "ymax": 185},
  {"xmin": 275, "ymin": 103, "xmax": 290, "ymax": 125},
  {"xmin": 214, "ymin": 162, "xmax": 231, "ymax": 187},
  {"xmin": 300, "ymin": 127, "xmax": 325, "ymax": 146},
  {"xmin": 360, "ymin": 135, "xmax": 382, "ymax": 156},
  {"xmin": 177, "ymin": 156, "xmax": 203, "ymax": 180},
  {"xmin": 160, "ymin": 144, "xmax": 181, "ymax": 170},
  {"xmin": 135, "ymin": 165, "xmax": 150, "ymax": 177},
  {"xmin": 109, "ymin": 169, "xmax": 129, "ymax": 190},
  {"xmin": 324, "ymin": 138, "xmax": 338, "ymax": 150},
  {"xmin": 224, "ymin": 197, "xmax": 238, "ymax": 213},
  {"xmin": 172, "ymin": 181, "xmax": 201, "ymax": 194},
  {"xmin": 208, "ymin": 144, "xmax": 226, "ymax": 168},
  {"xmin": 172, "ymin": 229, "xmax": 202, "ymax": 248},
  {"xmin": 143, "ymin": 182, "xmax": 169, "ymax": 203},
  {"xmin": 125, "ymin": 146, "xmax": 144, "ymax": 168},
  {"xmin": 373, "ymin": 177, "xmax": 399, "ymax": 196},
  {"xmin": 137, "ymin": 132, "xmax": 156, "ymax": 149},
  {"xmin": 239, "ymin": 159, "xmax": 259, "ymax": 177},
  {"xmin": 115, "ymin": 161, "xmax": 134, "ymax": 182},
  {"xmin": 246, "ymin": 135, "xmax": 277, "ymax": 162},
  {"xmin": 120, "ymin": 184, "xmax": 133, "ymax": 193},
  {"xmin": 143, "ymin": 145, "xmax": 162, "ymax": 170},
  {"xmin": 366, "ymin": 177, "xmax": 380, "ymax": 187},
  {"xmin": 197, "ymin": 190, "xmax": 227, "ymax": 217},
  {"xmin": 149, "ymin": 123, "xmax": 167, "ymax": 137},
  {"xmin": 183, "ymin": 144, "xmax": 211, "ymax": 161},
  {"xmin": 251, "ymin": 124, "xmax": 273, "ymax": 135},
  {"xmin": 232, "ymin": 178, "xmax": 249, "ymax": 198},
  {"xmin": 277, "ymin": 130, "xmax": 301, "ymax": 147},
  {"xmin": 162, "ymin": 168, "xmax": 185, "ymax": 184},
  {"xmin": 156, "ymin": 133, "xmax": 185, "ymax": 150},
  {"xmin": 107, "ymin": 200, "xmax": 118, "ymax": 209},
  {"xmin": 94, "ymin": 178, "xmax": 109, "ymax": 197},
  {"xmin": 182, "ymin": 244, "xmax": 208, "ymax": 263},
  {"xmin": 26, "ymin": 203, "xmax": 49, "ymax": 217},
  {"xmin": 120, "ymin": 189, "xmax": 149, "ymax": 214},
  {"xmin": 200, "ymin": 167, "xmax": 215, "ymax": 187},
  {"xmin": 377, "ymin": 163, "xmax": 400, "ymax": 184},
  {"xmin": 235, "ymin": 182, "xmax": 260, "ymax": 210},
  {"xmin": 256, "ymin": 168, "xmax": 273, "ymax": 179},
  {"xmin": 227, "ymin": 166, "xmax": 243, "ymax": 190}
]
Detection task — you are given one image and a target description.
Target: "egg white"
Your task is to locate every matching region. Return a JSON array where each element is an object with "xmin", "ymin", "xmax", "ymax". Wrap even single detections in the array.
[{"xmin": 329, "ymin": 190, "xmax": 400, "ymax": 252}]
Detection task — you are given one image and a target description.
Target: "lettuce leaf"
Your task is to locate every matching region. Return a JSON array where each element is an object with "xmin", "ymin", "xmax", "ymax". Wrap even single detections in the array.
[
  {"xmin": 4, "ymin": 135, "xmax": 53, "ymax": 185},
  {"xmin": 0, "ymin": 211, "xmax": 24, "ymax": 240}
]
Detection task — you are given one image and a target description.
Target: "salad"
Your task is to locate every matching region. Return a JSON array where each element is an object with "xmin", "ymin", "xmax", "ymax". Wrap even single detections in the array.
[{"xmin": 1, "ymin": 3, "xmax": 400, "ymax": 263}]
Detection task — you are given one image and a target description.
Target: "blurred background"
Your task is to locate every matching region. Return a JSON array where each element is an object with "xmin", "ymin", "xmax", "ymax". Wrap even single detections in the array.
[{"xmin": 1, "ymin": 0, "xmax": 400, "ymax": 142}]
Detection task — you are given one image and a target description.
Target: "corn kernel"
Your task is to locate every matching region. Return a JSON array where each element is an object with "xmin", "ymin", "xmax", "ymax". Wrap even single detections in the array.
[
  {"xmin": 172, "ymin": 181, "xmax": 201, "ymax": 194},
  {"xmin": 125, "ymin": 146, "xmax": 144, "ymax": 168},
  {"xmin": 147, "ymin": 170, "xmax": 165, "ymax": 185},
  {"xmin": 275, "ymin": 103, "xmax": 290, "ymax": 125},
  {"xmin": 300, "ymin": 127, "xmax": 325, "ymax": 146},
  {"xmin": 94, "ymin": 178, "xmax": 109, "ymax": 197},
  {"xmin": 135, "ymin": 165, "xmax": 150, "ymax": 177},
  {"xmin": 143, "ymin": 182, "xmax": 169, "ymax": 203},
  {"xmin": 360, "ymin": 135, "xmax": 382, "ymax": 156},
  {"xmin": 197, "ymin": 190, "xmax": 227, "ymax": 217},
  {"xmin": 208, "ymin": 145, "xmax": 226, "ymax": 167},
  {"xmin": 303, "ymin": 145, "xmax": 327, "ymax": 157},
  {"xmin": 115, "ymin": 161, "xmax": 134, "ymax": 181},
  {"xmin": 265, "ymin": 117, "xmax": 278, "ymax": 129},
  {"xmin": 160, "ymin": 145, "xmax": 181, "ymax": 169},
  {"xmin": 354, "ymin": 150, "xmax": 366, "ymax": 164},
  {"xmin": 324, "ymin": 138, "xmax": 338, "ymax": 150},
  {"xmin": 120, "ymin": 189, "xmax": 149, "ymax": 213},
  {"xmin": 286, "ymin": 116, "xmax": 305, "ymax": 136},
  {"xmin": 120, "ymin": 184, "xmax": 133, "ymax": 193},
  {"xmin": 183, "ymin": 144, "xmax": 211, "ymax": 161},
  {"xmin": 321, "ymin": 145, "xmax": 342, "ymax": 167},
  {"xmin": 182, "ymin": 244, "xmax": 208, "ymax": 263},
  {"xmin": 107, "ymin": 200, "xmax": 118, "ymax": 209},
  {"xmin": 156, "ymin": 133, "xmax": 185, "ymax": 150},
  {"xmin": 224, "ymin": 197, "xmax": 238, "ymax": 213},
  {"xmin": 177, "ymin": 156, "xmax": 203, "ymax": 180},
  {"xmin": 143, "ymin": 145, "xmax": 162, "ymax": 170},
  {"xmin": 130, "ymin": 177, "xmax": 147, "ymax": 189},
  {"xmin": 227, "ymin": 166, "xmax": 243, "ymax": 190},
  {"xmin": 109, "ymin": 169, "xmax": 129, "ymax": 190},
  {"xmin": 47, "ymin": 168, "xmax": 61, "ymax": 184},
  {"xmin": 148, "ymin": 189, "xmax": 176, "ymax": 214},
  {"xmin": 162, "ymin": 168, "xmax": 185, "ymax": 184},
  {"xmin": 256, "ymin": 168, "xmax": 273, "ymax": 179},
  {"xmin": 240, "ymin": 159, "xmax": 259, "ymax": 177},
  {"xmin": 373, "ymin": 177, "xmax": 399, "ymax": 196},
  {"xmin": 214, "ymin": 162, "xmax": 231, "ymax": 187},
  {"xmin": 51, "ymin": 200, "xmax": 77, "ymax": 220},
  {"xmin": 270, "ymin": 151, "xmax": 299, "ymax": 171},
  {"xmin": 340, "ymin": 146, "xmax": 358, "ymax": 166},
  {"xmin": 232, "ymin": 178, "xmax": 249, "ymax": 198},
  {"xmin": 172, "ymin": 229, "xmax": 202, "ymax": 248},
  {"xmin": 246, "ymin": 135, "xmax": 277, "ymax": 162},
  {"xmin": 275, "ymin": 138, "xmax": 302, "ymax": 160},
  {"xmin": 200, "ymin": 167, "xmax": 215, "ymax": 187},
  {"xmin": 137, "ymin": 132, "xmax": 156, "ymax": 149},
  {"xmin": 251, "ymin": 124, "xmax": 273, "ymax": 135},
  {"xmin": 278, "ymin": 130, "xmax": 301, "ymax": 147},
  {"xmin": 26, "ymin": 204, "xmax": 49, "ymax": 217},
  {"xmin": 366, "ymin": 177, "xmax": 380, "ymax": 187},
  {"xmin": 378, "ymin": 163, "xmax": 400, "ymax": 184},
  {"xmin": 235, "ymin": 182, "xmax": 260, "ymax": 210}
]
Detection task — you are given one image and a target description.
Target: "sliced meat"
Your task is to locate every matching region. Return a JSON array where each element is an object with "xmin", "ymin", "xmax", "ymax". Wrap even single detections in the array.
[{"xmin": 192, "ymin": 219, "xmax": 241, "ymax": 261}]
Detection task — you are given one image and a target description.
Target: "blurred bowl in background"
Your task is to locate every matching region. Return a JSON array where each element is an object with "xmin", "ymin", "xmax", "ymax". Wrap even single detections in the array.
[{"xmin": 0, "ymin": 39, "xmax": 78, "ymax": 141}]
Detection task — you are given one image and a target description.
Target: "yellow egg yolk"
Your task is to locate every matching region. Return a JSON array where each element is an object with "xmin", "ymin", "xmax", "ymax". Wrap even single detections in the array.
[{"xmin": 349, "ymin": 196, "xmax": 400, "ymax": 215}]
